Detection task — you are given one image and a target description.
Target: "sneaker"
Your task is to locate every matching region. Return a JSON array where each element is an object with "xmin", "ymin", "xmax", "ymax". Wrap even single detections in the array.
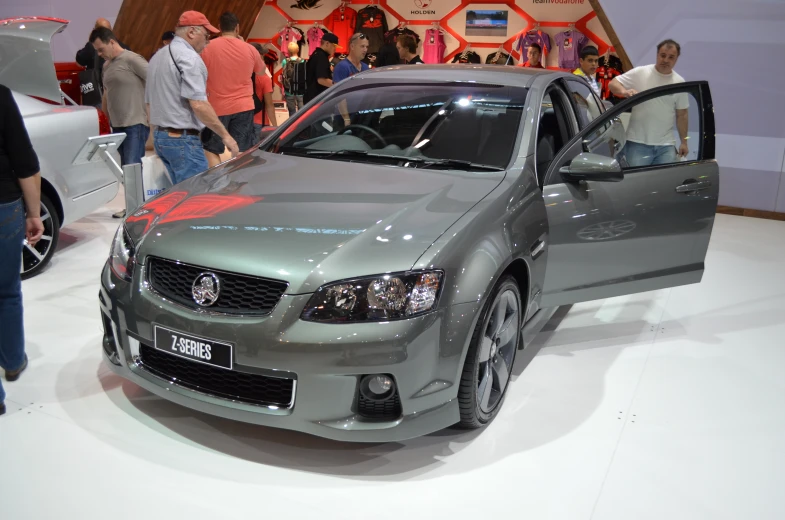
[
  {"xmin": 112, "ymin": 209, "xmax": 126, "ymax": 219},
  {"xmin": 6, "ymin": 354, "xmax": 28, "ymax": 382},
  {"xmin": 0, "ymin": 402, "xmax": 5, "ymax": 416}
]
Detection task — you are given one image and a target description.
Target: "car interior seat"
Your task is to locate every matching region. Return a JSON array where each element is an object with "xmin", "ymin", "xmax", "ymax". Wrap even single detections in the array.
[{"xmin": 536, "ymin": 109, "xmax": 560, "ymax": 185}]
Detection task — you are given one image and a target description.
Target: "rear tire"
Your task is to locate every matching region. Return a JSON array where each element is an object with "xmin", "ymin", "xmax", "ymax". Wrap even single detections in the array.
[
  {"xmin": 20, "ymin": 194, "xmax": 60, "ymax": 280},
  {"xmin": 457, "ymin": 275, "xmax": 522, "ymax": 429}
]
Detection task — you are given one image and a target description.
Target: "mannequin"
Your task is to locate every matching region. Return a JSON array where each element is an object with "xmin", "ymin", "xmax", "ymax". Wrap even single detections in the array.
[{"xmin": 282, "ymin": 41, "xmax": 304, "ymax": 115}]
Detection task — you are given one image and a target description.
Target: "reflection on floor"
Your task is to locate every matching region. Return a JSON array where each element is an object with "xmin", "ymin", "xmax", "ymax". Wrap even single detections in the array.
[{"xmin": 2, "ymin": 192, "xmax": 785, "ymax": 520}]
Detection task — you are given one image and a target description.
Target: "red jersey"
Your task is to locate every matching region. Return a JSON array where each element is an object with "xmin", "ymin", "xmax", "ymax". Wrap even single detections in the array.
[{"xmin": 324, "ymin": 7, "xmax": 356, "ymax": 54}]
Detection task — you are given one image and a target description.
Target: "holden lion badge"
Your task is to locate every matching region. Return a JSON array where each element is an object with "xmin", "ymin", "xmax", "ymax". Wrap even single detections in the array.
[{"xmin": 192, "ymin": 272, "xmax": 221, "ymax": 307}]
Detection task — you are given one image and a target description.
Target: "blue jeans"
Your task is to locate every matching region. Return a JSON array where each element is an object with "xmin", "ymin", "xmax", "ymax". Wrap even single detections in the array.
[
  {"xmin": 621, "ymin": 141, "xmax": 678, "ymax": 168},
  {"xmin": 0, "ymin": 198, "xmax": 27, "ymax": 403},
  {"xmin": 114, "ymin": 124, "xmax": 150, "ymax": 166},
  {"xmin": 153, "ymin": 129, "xmax": 208, "ymax": 185}
]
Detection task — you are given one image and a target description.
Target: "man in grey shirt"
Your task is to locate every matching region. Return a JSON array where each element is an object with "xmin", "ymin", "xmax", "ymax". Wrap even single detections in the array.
[{"xmin": 146, "ymin": 11, "xmax": 238, "ymax": 185}]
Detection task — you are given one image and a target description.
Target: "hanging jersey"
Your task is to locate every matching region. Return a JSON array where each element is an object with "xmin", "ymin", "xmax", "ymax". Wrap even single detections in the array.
[
  {"xmin": 307, "ymin": 27, "xmax": 324, "ymax": 57},
  {"xmin": 384, "ymin": 27, "xmax": 420, "ymax": 45},
  {"xmin": 514, "ymin": 31, "xmax": 551, "ymax": 63},
  {"xmin": 355, "ymin": 6, "xmax": 388, "ymax": 54},
  {"xmin": 554, "ymin": 30, "xmax": 589, "ymax": 70},
  {"xmin": 451, "ymin": 50, "xmax": 481, "ymax": 64},
  {"xmin": 278, "ymin": 27, "xmax": 302, "ymax": 58},
  {"xmin": 486, "ymin": 51, "xmax": 513, "ymax": 65},
  {"xmin": 423, "ymin": 29, "xmax": 446, "ymax": 64},
  {"xmin": 324, "ymin": 7, "xmax": 357, "ymax": 54}
]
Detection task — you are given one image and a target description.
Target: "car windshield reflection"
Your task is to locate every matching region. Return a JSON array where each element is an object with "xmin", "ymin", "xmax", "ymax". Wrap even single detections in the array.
[{"xmin": 265, "ymin": 84, "xmax": 527, "ymax": 171}]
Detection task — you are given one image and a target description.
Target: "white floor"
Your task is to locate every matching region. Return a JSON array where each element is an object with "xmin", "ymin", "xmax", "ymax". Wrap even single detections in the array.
[{"xmin": 2, "ymin": 193, "xmax": 785, "ymax": 520}]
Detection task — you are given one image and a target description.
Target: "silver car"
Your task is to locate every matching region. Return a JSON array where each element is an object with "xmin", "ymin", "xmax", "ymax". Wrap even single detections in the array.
[
  {"xmin": 1, "ymin": 17, "xmax": 120, "ymax": 277},
  {"xmin": 100, "ymin": 65, "xmax": 719, "ymax": 442}
]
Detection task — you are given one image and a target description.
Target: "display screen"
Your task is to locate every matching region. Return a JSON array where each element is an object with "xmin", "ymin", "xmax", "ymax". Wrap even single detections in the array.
[{"xmin": 465, "ymin": 10, "xmax": 509, "ymax": 37}]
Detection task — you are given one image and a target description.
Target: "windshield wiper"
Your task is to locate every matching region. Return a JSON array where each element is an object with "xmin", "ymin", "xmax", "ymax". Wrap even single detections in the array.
[{"xmin": 410, "ymin": 158, "xmax": 505, "ymax": 172}]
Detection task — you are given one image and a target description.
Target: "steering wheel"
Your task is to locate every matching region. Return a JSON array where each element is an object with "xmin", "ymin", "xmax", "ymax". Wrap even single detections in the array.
[{"xmin": 337, "ymin": 124, "xmax": 388, "ymax": 147}]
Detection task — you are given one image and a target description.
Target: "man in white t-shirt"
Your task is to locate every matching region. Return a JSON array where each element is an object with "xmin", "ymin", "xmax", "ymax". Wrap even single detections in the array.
[{"xmin": 609, "ymin": 39, "xmax": 690, "ymax": 167}]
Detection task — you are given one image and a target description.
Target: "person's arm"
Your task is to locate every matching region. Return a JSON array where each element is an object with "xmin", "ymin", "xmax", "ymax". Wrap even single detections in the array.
[
  {"xmin": 316, "ymin": 55, "xmax": 333, "ymax": 88},
  {"xmin": 609, "ymin": 77, "xmax": 637, "ymax": 98},
  {"xmin": 676, "ymin": 108, "xmax": 689, "ymax": 156},
  {"xmin": 188, "ymin": 100, "xmax": 238, "ymax": 155},
  {"xmin": 263, "ymin": 92, "xmax": 277, "ymax": 127},
  {"xmin": 2, "ymin": 88, "xmax": 43, "ymax": 244},
  {"xmin": 128, "ymin": 53, "xmax": 148, "ymax": 82}
]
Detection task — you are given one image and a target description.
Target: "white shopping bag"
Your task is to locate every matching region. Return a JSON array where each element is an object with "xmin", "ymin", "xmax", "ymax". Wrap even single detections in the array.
[{"xmin": 141, "ymin": 155, "xmax": 173, "ymax": 201}]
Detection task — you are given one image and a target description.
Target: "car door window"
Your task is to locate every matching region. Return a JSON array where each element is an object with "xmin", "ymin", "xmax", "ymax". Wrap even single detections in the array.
[
  {"xmin": 547, "ymin": 83, "xmax": 707, "ymax": 184},
  {"xmin": 564, "ymin": 79, "xmax": 603, "ymax": 129},
  {"xmin": 535, "ymin": 88, "xmax": 574, "ymax": 186}
]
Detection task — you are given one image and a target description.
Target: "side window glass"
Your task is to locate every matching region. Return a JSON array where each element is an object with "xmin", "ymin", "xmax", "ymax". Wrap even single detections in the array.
[
  {"xmin": 582, "ymin": 89, "xmax": 702, "ymax": 169},
  {"xmin": 565, "ymin": 79, "xmax": 603, "ymax": 129}
]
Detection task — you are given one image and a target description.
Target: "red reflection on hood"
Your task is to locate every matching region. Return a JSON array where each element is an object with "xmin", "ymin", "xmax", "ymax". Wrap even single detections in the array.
[
  {"xmin": 278, "ymin": 101, "xmax": 322, "ymax": 143},
  {"xmin": 157, "ymin": 194, "xmax": 262, "ymax": 225},
  {"xmin": 126, "ymin": 190, "xmax": 189, "ymax": 234},
  {"xmin": 126, "ymin": 191, "xmax": 262, "ymax": 234}
]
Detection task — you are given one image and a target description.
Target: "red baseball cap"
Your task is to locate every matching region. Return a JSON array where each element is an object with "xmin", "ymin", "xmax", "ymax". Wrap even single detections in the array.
[{"xmin": 177, "ymin": 11, "xmax": 219, "ymax": 33}]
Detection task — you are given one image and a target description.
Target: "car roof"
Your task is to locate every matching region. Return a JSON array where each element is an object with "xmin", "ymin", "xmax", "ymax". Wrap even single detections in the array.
[{"xmin": 350, "ymin": 64, "xmax": 565, "ymax": 89}]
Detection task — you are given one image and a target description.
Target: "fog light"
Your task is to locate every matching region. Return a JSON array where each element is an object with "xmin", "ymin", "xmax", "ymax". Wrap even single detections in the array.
[{"xmin": 360, "ymin": 374, "xmax": 395, "ymax": 401}]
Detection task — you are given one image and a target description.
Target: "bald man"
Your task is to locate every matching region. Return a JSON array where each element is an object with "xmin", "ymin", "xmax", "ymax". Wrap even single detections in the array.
[{"xmin": 76, "ymin": 18, "xmax": 130, "ymax": 103}]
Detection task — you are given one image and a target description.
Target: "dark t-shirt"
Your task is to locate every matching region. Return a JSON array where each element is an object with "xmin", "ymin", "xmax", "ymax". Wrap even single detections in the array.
[
  {"xmin": 355, "ymin": 7, "xmax": 388, "ymax": 54},
  {"xmin": 305, "ymin": 47, "xmax": 333, "ymax": 103},
  {"xmin": 0, "ymin": 86, "xmax": 40, "ymax": 204}
]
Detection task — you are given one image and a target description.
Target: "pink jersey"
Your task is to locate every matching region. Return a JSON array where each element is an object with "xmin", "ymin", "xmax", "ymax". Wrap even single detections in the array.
[
  {"xmin": 423, "ymin": 29, "xmax": 446, "ymax": 64},
  {"xmin": 307, "ymin": 27, "xmax": 324, "ymax": 58},
  {"xmin": 278, "ymin": 27, "xmax": 302, "ymax": 58}
]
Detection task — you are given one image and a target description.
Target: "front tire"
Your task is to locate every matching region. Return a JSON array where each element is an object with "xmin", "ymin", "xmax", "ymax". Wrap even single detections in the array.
[
  {"xmin": 21, "ymin": 194, "xmax": 60, "ymax": 280},
  {"xmin": 457, "ymin": 275, "xmax": 522, "ymax": 429}
]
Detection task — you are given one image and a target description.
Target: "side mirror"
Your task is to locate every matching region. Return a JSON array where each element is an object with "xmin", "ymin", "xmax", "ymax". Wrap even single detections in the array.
[{"xmin": 559, "ymin": 152, "xmax": 623, "ymax": 182}]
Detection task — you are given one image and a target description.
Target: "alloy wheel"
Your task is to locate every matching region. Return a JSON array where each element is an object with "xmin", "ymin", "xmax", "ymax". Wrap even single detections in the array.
[
  {"xmin": 476, "ymin": 289, "xmax": 519, "ymax": 414},
  {"xmin": 21, "ymin": 196, "xmax": 59, "ymax": 279}
]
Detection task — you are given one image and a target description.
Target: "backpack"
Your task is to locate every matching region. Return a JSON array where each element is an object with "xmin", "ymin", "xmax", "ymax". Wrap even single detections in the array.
[
  {"xmin": 283, "ymin": 58, "xmax": 307, "ymax": 95},
  {"xmin": 251, "ymin": 72, "xmax": 264, "ymax": 114}
]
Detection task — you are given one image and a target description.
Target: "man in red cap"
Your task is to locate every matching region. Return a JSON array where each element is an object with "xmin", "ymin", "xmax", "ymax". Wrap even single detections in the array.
[{"xmin": 145, "ymin": 11, "xmax": 239, "ymax": 185}]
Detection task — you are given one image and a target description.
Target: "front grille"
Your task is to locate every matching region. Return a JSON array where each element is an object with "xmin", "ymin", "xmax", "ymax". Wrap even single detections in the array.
[
  {"xmin": 147, "ymin": 257, "xmax": 288, "ymax": 315},
  {"xmin": 139, "ymin": 344, "xmax": 295, "ymax": 407},
  {"xmin": 358, "ymin": 392, "xmax": 402, "ymax": 420}
]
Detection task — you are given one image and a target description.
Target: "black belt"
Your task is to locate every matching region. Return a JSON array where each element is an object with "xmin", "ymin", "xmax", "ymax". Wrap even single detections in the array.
[{"xmin": 158, "ymin": 127, "xmax": 200, "ymax": 136}]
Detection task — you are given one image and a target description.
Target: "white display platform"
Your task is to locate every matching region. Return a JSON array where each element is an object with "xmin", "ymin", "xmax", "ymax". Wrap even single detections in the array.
[{"xmin": 4, "ymin": 197, "xmax": 785, "ymax": 520}]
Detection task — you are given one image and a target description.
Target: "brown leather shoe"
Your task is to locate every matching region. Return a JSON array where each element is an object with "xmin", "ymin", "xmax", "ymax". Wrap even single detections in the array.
[{"xmin": 6, "ymin": 354, "xmax": 28, "ymax": 382}]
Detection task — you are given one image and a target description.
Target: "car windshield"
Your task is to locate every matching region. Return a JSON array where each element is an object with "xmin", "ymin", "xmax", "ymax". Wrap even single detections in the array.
[{"xmin": 265, "ymin": 83, "xmax": 528, "ymax": 171}]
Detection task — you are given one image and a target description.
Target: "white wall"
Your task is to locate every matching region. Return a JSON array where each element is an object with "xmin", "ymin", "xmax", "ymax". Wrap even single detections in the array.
[
  {"xmin": 601, "ymin": 0, "xmax": 785, "ymax": 212},
  {"xmin": 0, "ymin": 0, "xmax": 125, "ymax": 62}
]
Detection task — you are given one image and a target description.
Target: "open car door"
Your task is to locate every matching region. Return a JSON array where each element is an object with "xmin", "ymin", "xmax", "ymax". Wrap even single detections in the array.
[{"xmin": 540, "ymin": 81, "xmax": 719, "ymax": 307}]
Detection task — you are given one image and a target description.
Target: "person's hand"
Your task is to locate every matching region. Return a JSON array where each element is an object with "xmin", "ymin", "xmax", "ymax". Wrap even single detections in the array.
[
  {"xmin": 623, "ymin": 88, "xmax": 638, "ymax": 98},
  {"xmin": 678, "ymin": 141, "xmax": 689, "ymax": 158},
  {"xmin": 223, "ymin": 135, "xmax": 239, "ymax": 156},
  {"xmin": 26, "ymin": 217, "xmax": 44, "ymax": 246}
]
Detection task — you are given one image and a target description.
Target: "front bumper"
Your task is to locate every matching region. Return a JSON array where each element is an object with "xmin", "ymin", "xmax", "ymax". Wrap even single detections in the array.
[{"xmin": 99, "ymin": 261, "xmax": 482, "ymax": 442}]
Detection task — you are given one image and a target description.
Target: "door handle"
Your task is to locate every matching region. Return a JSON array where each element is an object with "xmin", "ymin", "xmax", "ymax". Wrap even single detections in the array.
[{"xmin": 675, "ymin": 180, "xmax": 711, "ymax": 193}]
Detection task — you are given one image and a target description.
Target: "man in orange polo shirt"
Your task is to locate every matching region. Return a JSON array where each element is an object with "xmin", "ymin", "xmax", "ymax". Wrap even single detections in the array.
[
  {"xmin": 200, "ymin": 11, "xmax": 264, "ymax": 166},
  {"xmin": 518, "ymin": 43, "xmax": 544, "ymax": 69}
]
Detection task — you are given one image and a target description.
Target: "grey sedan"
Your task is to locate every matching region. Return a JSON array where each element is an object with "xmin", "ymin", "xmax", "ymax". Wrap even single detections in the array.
[{"xmin": 100, "ymin": 65, "xmax": 718, "ymax": 442}]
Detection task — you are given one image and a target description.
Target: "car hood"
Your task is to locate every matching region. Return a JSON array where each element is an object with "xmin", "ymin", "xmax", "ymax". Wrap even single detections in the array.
[
  {"xmin": 0, "ymin": 17, "xmax": 68, "ymax": 104},
  {"xmin": 127, "ymin": 151, "xmax": 504, "ymax": 294}
]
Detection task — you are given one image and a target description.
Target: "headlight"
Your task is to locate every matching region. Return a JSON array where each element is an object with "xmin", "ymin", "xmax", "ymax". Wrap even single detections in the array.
[
  {"xmin": 109, "ymin": 225, "xmax": 135, "ymax": 281},
  {"xmin": 301, "ymin": 271, "xmax": 443, "ymax": 323}
]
